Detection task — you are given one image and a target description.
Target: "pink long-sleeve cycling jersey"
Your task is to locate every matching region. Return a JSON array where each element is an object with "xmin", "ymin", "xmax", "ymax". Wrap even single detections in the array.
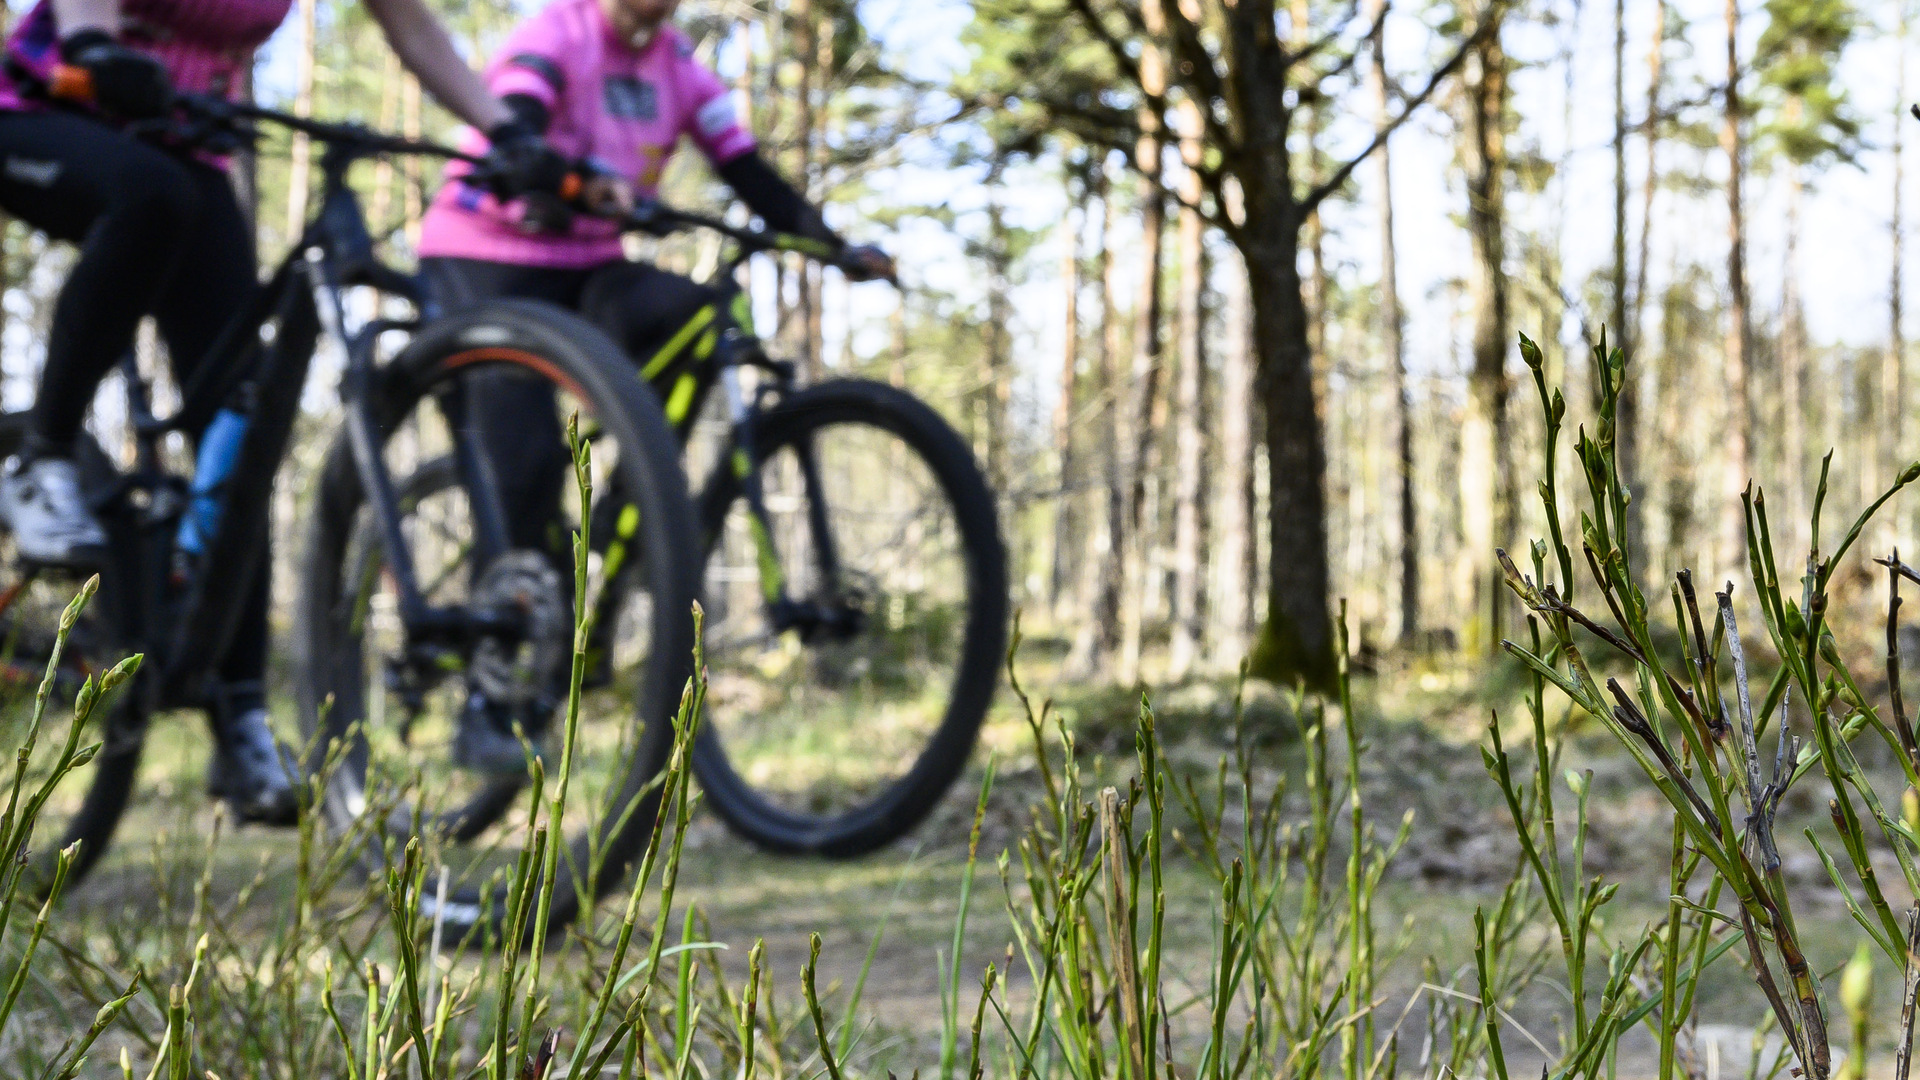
[
  {"xmin": 0, "ymin": 0, "xmax": 291, "ymax": 112},
  {"xmin": 416, "ymin": 0, "xmax": 756, "ymax": 269}
]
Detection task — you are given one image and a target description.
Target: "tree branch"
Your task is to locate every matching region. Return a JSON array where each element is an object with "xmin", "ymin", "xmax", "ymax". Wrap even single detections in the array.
[{"xmin": 1299, "ymin": 12, "xmax": 1493, "ymax": 213}]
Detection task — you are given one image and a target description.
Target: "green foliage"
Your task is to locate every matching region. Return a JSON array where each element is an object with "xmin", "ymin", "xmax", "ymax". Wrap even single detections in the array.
[{"xmin": 1755, "ymin": 0, "xmax": 1862, "ymax": 167}]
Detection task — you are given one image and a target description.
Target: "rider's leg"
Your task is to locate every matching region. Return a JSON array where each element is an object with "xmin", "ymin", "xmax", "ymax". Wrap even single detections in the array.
[
  {"xmin": 578, "ymin": 262, "xmax": 720, "ymax": 364},
  {"xmin": 419, "ymin": 257, "xmax": 593, "ymax": 774},
  {"xmin": 0, "ymin": 112, "xmax": 209, "ymax": 566},
  {"xmin": 149, "ymin": 159, "xmax": 295, "ymax": 824}
]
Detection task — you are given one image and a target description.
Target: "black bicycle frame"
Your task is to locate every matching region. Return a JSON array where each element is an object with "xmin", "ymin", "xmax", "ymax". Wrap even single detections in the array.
[
  {"xmin": 98, "ymin": 111, "xmax": 516, "ymax": 709},
  {"xmin": 600, "ymin": 205, "xmax": 853, "ymax": 634}
]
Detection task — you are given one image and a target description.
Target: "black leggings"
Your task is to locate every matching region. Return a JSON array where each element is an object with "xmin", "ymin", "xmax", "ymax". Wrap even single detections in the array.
[
  {"xmin": 420, "ymin": 257, "xmax": 713, "ymax": 560},
  {"xmin": 0, "ymin": 110, "xmax": 268, "ymax": 692}
]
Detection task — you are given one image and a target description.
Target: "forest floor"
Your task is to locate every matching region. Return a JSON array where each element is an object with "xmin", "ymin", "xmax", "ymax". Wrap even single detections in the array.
[{"xmin": 39, "ymin": 628, "xmax": 1905, "ymax": 1075}]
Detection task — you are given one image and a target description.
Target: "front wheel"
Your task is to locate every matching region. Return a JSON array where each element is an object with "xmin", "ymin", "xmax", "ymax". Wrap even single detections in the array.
[
  {"xmin": 296, "ymin": 300, "xmax": 699, "ymax": 943},
  {"xmin": 691, "ymin": 379, "xmax": 1008, "ymax": 856}
]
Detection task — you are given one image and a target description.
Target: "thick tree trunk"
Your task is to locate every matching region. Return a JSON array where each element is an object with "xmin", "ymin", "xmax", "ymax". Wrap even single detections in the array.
[
  {"xmin": 1214, "ymin": 261, "xmax": 1257, "ymax": 666},
  {"xmin": 1369, "ymin": 0, "xmax": 1416, "ymax": 643},
  {"xmin": 1050, "ymin": 193, "xmax": 1082, "ymax": 617},
  {"xmin": 1168, "ymin": 111, "xmax": 1209, "ymax": 682},
  {"xmin": 1244, "ymin": 217, "xmax": 1331, "ymax": 684},
  {"xmin": 1460, "ymin": 18, "xmax": 1512, "ymax": 658},
  {"xmin": 1722, "ymin": 0, "xmax": 1752, "ymax": 572}
]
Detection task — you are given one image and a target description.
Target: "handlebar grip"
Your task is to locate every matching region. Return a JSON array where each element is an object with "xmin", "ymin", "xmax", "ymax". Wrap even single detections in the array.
[{"xmin": 47, "ymin": 64, "xmax": 94, "ymax": 104}]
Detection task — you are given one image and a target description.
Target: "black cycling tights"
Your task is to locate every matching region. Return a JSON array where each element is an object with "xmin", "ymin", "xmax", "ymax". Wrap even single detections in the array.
[
  {"xmin": 421, "ymin": 256, "xmax": 713, "ymax": 563},
  {"xmin": 0, "ymin": 110, "xmax": 268, "ymax": 695}
]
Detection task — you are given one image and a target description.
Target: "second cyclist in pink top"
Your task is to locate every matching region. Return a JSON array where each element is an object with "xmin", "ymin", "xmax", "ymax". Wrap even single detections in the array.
[{"xmin": 415, "ymin": 0, "xmax": 892, "ymax": 775}]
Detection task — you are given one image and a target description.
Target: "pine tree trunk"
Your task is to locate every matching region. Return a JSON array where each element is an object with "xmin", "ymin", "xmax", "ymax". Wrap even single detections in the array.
[
  {"xmin": 1631, "ymin": 0, "xmax": 1664, "ymax": 358},
  {"xmin": 1722, "ymin": 0, "xmax": 1753, "ymax": 573},
  {"xmin": 1890, "ymin": 11, "xmax": 1908, "ymax": 543},
  {"xmin": 1460, "ymin": 15, "xmax": 1512, "ymax": 659},
  {"xmin": 285, "ymin": 0, "xmax": 318, "ymax": 240},
  {"xmin": 1168, "ymin": 107, "xmax": 1209, "ymax": 682},
  {"xmin": 1214, "ymin": 260, "xmax": 1256, "ymax": 667},
  {"xmin": 371, "ymin": 53, "xmax": 401, "ymax": 234},
  {"xmin": 1050, "ymin": 191, "xmax": 1082, "ymax": 618},
  {"xmin": 1369, "ymin": 0, "xmax": 1416, "ymax": 643},
  {"xmin": 983, "ymin": 160, "xmax": 1014, "ymax": 496},
  {"xmin": 403, "ymin": 74, "xmax": 423, "ymax": 244},
  {"xmin": 1783, "ymin": 165, "xmax": 1807, "ymax": 539},
  {"xmin": 1068, "ymin": 172, "xmax": 1126, "ymax": 675},
  {"xmin": 1117, "ymin": 0, "xmax": 1170, "ymax": 686},
  {"xmin": 1612, "ymin": 0, "xmax": 1640, "ymax": 563}
]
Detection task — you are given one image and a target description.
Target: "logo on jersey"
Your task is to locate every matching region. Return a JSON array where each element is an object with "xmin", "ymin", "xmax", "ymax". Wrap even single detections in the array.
[
  {"xmin": 3, "ymin": 158, "xmax": 60, "ymax": 187},
  {"xmin": 604, "ymin": 76, "xmax": 657, "ymax": 121},
  {"xmin": 696, "ymin": 96, "xmax": 738, "ymax": 139}
]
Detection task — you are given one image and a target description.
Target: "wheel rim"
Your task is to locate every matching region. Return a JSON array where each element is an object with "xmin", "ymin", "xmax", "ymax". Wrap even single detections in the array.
[
  {"xmin": 315, "ymin": 360, "xmax": 669, "ymax": 910},
  {"xmin": 699, "ymin": 412, "xmax": 976, "ymax": 828}
]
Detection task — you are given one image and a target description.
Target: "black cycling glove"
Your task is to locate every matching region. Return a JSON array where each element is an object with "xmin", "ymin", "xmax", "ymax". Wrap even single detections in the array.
[
  {"xmin": 481, "ymin": 117, "xmax": 571, "ymax": 203},
  {"xmin": 60, "ymin": 29, "xmax": 171, "ymax": 119}
]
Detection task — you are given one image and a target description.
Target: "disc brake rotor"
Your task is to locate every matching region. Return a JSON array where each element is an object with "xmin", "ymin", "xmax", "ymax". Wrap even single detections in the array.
[{"xmin": 469, "ymin": 551, "xmax": 569, "ymax": 708}]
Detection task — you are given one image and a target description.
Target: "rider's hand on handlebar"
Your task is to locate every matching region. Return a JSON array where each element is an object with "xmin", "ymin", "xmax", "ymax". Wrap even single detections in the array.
[
  {"xmin": 839, "ymin": 244, "xmax": 896, "ymax": 285},
  {"xmin": 580, "ymin": 173, "xmax": 635, "ymax": 216},
  {"xmin": 480, "ymin": 118, "xmax": 573, "ymax": 203},
  {"xmin": 58, "ymin": 31, "xmax": 172, "ymax": 118}
]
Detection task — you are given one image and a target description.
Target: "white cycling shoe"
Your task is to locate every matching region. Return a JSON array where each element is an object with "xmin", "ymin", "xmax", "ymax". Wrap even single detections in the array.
[{"xmin": 0, "ymin": 455, "xmax": 108, "ymax": 570}]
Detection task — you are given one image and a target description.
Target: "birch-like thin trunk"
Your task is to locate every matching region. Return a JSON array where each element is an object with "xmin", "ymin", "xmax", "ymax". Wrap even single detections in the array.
[
  {"xmin": 1214, "ymin": 258, "xmax": 1256, "ymax": 667},
  {"xmin": 370, "ymin": 53, "xmax": 401, "ymax": 235},
  {"xmin": 1612, "ymin": 0, "xmax": 1640, "ymax": 563},
  {"xmin": 1891, "ymin": 10, "xmax": 1909, "ymax": 546},
  {"xmin": 1050, "ymin": 195, "xmax": 1082, "ymax": 617},
  {"xmin": 285, "ymin": 0, "xmax": 318, "ymax": 240},
  {"xmin": 1722, "ymin": 0, "xmax": 1753, "ymax": 573},
  {"xmin": 1068, "ymin": 171, "xmax": 1125, "ymax": 675},
  {"xmin": 1118, "ymin": 1, "xmax": 1169, "ymax": 686},
  {"xmin": 1782, "ymin": 165, "xmax": 1806, "ymax": 541},
  {"xmin": 1631, "ymin": 0, "xmax": 1664, "ymax": 357},
  {"xmin": 403, "ymin": 74, "xmax": 423, "ymax": 245},
  {"xmin": 1168, "ymin": 104, "xmax": 1209, "ymax": 682},
  {"xmin": 1369, "ymin": 0, "xmax": 1415, "ymax": 642},
  {"xmin": 1460, "ymin": 15, "xmax": 1512, "ymax": 658}
]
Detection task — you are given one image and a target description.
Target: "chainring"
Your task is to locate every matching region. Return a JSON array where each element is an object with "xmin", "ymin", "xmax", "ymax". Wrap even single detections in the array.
[{"xmin": 469, "ymin": 550, "xmax": 569, "ymax": 708}]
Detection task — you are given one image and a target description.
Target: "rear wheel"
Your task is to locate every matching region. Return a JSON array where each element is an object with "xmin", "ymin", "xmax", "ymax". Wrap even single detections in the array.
[
  {"xmin": 690, "ymin": 379, "xmax": 1007, "ymax": 856},
  {"xmin": 0, "ymin": 413, "xmax": 147, "ymax": 892},
  {"xmin": 297, "ymin": 301, "xmax": 699, "ymax": 943}
]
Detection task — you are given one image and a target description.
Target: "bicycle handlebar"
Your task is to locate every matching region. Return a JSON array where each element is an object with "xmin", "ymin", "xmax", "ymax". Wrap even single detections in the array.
[{"xmin": 620, "ymin": 201, "xmax": 870, "ymax": 273}]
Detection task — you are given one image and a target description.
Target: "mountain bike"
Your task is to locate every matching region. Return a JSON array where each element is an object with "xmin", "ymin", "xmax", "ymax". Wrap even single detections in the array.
[
  {"xmin": 0, "ymin": 92, "xmax": 698, "ymax": 938},
  {"xmin": 440, "ymin": 200, "xmax": 1010, "ymax": 855}
]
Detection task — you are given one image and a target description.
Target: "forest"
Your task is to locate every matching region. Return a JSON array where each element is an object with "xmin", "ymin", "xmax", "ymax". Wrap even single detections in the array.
[{"xmin": 6, "ymin": 0, "xmax": 1920, "ymax": 1076}]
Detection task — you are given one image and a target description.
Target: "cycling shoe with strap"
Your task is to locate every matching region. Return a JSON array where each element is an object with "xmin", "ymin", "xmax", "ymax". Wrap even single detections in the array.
[
  {"xmin": 1, "ymin": 454, "xmax": 109, "ymax": 570},
  {"xmin": 207, "ymin": 690, "xmax": 300, "ymax": 825}
]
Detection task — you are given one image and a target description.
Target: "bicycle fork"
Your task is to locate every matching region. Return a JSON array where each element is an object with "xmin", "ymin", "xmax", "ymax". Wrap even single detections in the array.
[{"xmin": 721, "ymin": 367, "xmax": 854, "ymax": 643}]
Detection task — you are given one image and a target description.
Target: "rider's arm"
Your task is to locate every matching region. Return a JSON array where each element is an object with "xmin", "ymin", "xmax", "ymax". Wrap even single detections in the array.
[
  {"xmin": 716, "ymin": 152, "xmax": 840, "ymax": 247},
  {"xmin": 363, "ymin": 0, "xmax": 514, "ymax": 132}
]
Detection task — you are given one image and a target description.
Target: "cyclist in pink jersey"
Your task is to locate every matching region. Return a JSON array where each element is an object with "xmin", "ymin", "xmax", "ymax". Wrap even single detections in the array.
[
  {"xmin": 414, "ymin": 0, "xmax": 891, "ymax": 774},
  {"xmin": 0, "ymin": 0, "xmax": 572, "ymax": 822}
]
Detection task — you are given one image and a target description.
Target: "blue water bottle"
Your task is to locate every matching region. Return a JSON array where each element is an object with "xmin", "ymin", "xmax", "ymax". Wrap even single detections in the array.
[{"xmin": 175, "ymin": 408, "xmax": 249, "ymax": 558}]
